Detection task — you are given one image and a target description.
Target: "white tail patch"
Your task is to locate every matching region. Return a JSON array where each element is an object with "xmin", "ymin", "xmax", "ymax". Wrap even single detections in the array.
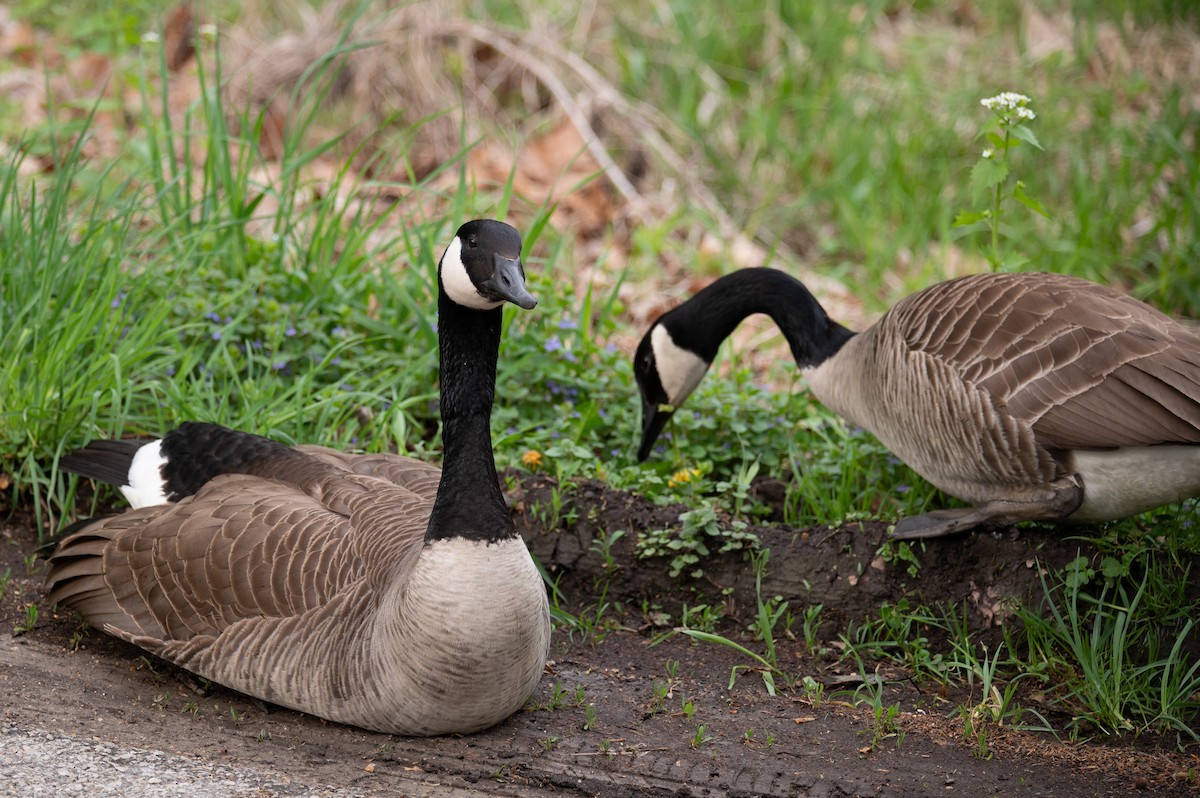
[
  {"xmin": 440, "ymin": 236, "xmax": 501, "ymax": 311},
  {"xmin": 121, "ymin": 439, "xmax": 170, "ymax": 508},
  {"xmin": 1070, "ymin": 446, "xmax": 1200, "ymax": 521},
  {"xmin": 650, "ymin": 324, "xmax": 709, "ymax": 407}
]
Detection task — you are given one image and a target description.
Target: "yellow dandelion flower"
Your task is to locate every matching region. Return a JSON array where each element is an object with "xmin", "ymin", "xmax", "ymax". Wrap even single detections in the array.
[
  {"xmin": 521, "ymin": 449, "xmax": 543, "ymax": 471},
  {"xmin": 668, "ymin": 467, "xmax": 702, "ymax": 488}
]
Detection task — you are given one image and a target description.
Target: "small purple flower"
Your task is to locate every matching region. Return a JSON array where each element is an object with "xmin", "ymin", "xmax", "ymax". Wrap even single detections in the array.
[
  {"xmin": 211, "ymin": 330, "xmax": 222, "ymax": 341},
  {"xmin": 111, "ymin": 291, "xmax": 126, "ymax": 309},
  {"xmin": 896, "ymin": 484, "xmax": 911, "ymax": 494},
  {"xmin": 545, "ymin": 336, "xmax": 563, "ymax": 353},
  {"xmin": 272, "ymin": 360, "xmax": 288, "ymax": 371},
  {"xmin": 562, "ymin": 350, "xmax": 577, "ymax": 363},
  {"xmin": 332, "ymin": 326, "xmax": 346, "ymax": 337},
  {"xmin": 557, "ymin": 318, "xmax": 578, "ymax": 330},
  {"xmin": 204, "ymin": 311, "xmax": 221, "ymax": 323},
  {"xmin": 285, "ymin": 325, "xmax": 297, "ymax": 337}
]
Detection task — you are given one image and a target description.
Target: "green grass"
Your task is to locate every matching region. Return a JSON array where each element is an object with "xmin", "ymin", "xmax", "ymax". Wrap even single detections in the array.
[
  {"xmin": 1015, "ymin": 540, "xmax": 1200, "ymax": 741},
  {"xmin": 1, "ymin": 0, "xmax": 1198, "ymax": 751},
  {"xmin": 584, "ymin": 0, "xmax": 1200, "ymax": 313}
]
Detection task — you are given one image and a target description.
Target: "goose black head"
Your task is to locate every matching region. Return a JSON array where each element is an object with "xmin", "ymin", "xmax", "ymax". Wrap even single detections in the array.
[
  {"xmin": 634, "ymin": 319, "xmax": 712, "ymax": 462},
  {"xmin": 440, "ymin": 220, "xmax": 537, "ymax": 310}
]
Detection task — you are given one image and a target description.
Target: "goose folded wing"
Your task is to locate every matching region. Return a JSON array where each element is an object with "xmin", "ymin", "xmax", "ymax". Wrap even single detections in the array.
[
  {"xmin": 957, "ymin": 283, "xmax": 1200, "ymax": 449},
  {"xmin": 47, "ymin": 472, "xmax": 431, "ymax": 644},
  {"xmin": 295, "ymin": 446, "xmax": 443, "ymax": 498},
  {"xmin": 895, "ymin": 273, "xmax": 1200, "ymax": 450}
]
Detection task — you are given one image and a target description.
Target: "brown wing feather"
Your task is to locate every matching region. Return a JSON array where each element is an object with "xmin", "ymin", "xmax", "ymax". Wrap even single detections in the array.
[
  {"xmin": 891, "ymin": 272, "xmax": 1200, "ymax": 450},
  {"xmin": 47, "ymin": 451, "xmax": 438, "ymax": 650},
  {"xmin": 296, "ymin": 446, "xmax": 443, "ymax": 497}
]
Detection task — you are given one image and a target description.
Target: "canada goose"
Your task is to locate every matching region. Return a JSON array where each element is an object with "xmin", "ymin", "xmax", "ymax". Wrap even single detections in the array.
[
  {"xmin": 46, "ymin": 219, "xmax": 551, "ymax": 736},
  {"xmin": 634, "ymin": 268, "xmax": 1200, "ymax": 538}
]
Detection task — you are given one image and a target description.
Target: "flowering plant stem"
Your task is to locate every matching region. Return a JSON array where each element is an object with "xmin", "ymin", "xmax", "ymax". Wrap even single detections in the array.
[
  {"xmin": 990, "ymin": 127, "xmax": 1010, "ymax": 261},
  {"xmin": 954, "ymin": 91, "xmax": 1049, "ymax": 270}
]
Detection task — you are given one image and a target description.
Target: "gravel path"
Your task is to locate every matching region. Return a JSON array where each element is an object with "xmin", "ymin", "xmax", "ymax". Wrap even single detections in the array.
[{"xmin": 2, "ymin": 724, "xmax": 366, "ymax": 798}]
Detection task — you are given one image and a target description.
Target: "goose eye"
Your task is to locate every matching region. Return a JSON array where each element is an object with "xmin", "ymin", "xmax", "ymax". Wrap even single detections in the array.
[{"xmin": 467, "ymin": 237, "xmax": 478, "ymax": 249}]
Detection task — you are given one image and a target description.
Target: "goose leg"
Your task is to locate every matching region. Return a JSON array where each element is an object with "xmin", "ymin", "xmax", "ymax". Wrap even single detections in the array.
[{"xmin": 890, "ymin": 481, "xmax": 1084, "ymax": 539}]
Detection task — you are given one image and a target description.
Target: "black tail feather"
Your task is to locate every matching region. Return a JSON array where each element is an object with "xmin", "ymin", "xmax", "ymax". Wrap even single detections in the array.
[
  {"xmin": 59, "ymin": 439, "xmax": 146, "ymax": 486},
  {"xmin": 59, "ymin": 422, "xmax": 317, "ymax": 504}
]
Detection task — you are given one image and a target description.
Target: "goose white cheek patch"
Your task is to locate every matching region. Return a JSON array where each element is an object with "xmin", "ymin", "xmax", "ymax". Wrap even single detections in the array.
[
  {"xmin": 650, "ymin": 325, "xmax": 709, "ymax": 406},
  {"xmin": 440, "ymin": 237, "xmax": 502, "ymax": 310},
  {"xmin": 121, "ymin": 439, "xmax": 170, "ymax": 508}
]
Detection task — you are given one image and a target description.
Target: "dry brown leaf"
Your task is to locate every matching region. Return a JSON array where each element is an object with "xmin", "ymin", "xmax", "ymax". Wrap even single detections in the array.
[{"xmin": 162, "ymin": 4, "xmax": 196, "ymax": 71}]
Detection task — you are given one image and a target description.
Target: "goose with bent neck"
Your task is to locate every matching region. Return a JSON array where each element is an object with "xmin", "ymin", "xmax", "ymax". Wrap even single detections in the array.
[
  {"xmin": 634, "ymin": 267, "xmax": 1200, "ymax": 538},
  {"xmin": 46, "ymin": 219, "xmax": 550, "ymax": 736}
]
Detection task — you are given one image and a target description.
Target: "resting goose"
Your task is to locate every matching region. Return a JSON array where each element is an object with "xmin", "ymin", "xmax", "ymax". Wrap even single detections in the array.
[
  {"xmin": 634, "ymin": 268, "xmax": 1200, "ymax": 538},
  {"xmin": 46, "ymin": 219, "xmax": 551, "ymax": 736}
]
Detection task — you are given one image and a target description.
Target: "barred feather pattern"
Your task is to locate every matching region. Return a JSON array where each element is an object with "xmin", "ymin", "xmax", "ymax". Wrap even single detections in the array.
[{"xmin": 808, "ymin": 272, "xmax": 1200, "ymax": 508}]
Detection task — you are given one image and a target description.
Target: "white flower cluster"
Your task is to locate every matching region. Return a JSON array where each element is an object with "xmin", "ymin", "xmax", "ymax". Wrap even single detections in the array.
[{"xmin": 981, "ymin": 92, "xmax": 1036, "ymax": 122}]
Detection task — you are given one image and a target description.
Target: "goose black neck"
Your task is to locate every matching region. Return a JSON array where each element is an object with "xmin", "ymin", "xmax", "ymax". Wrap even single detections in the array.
[
  {"xmin": 666, "ymin": 268, "xmax": 855, "ymax": 368},
  {"xmin": 425, "ymin": 290, "xmax": 513, "ymax": 544}
]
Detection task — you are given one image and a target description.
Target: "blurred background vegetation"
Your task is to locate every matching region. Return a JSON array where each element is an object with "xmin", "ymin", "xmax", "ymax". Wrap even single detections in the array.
[{"xmin": 0, "ymin": 0, "xmax": 1197, "ymax": 526}]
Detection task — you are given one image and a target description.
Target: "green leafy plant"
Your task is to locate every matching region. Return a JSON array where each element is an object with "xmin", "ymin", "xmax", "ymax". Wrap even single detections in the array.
[
  {"xmin": 636, "ymin": 504, "xmax": 759, "ymax": 579},
  {"xmin": 13, "ymin": 603, "xmax": 38, "ymax": 636},
  {"xmin": 954, "ymin": 91, "xmax": 1049, "ymax": 270},
  {"xmin": 840, "ymin": 647, "xmax": 904, "ymax": 750},
  {"xmin": 800, "ymin": 603, "xmax": 825, "ymax": 653},
  {"xmin": 679, "ymin": 548, "xmax": 793, "ymax": 695},
  {"xmin": 877, "ymin": 538, "xmax": 922, "ymax": 579},
  {"xmin": 844, "ymin": 599, "xmax": 950, "ymax": 684}
]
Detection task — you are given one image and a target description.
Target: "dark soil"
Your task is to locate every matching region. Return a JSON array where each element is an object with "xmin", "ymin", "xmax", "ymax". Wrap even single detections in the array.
[{"xmin": 2, "ymin": 475, "xmax": 1199, "ymax": 797}]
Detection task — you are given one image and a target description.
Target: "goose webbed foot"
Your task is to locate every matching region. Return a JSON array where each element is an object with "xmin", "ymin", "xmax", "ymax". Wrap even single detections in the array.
[
  {"xmin": 891, "ymin": 508, "xmax": 990, "ymax": 539},
  {"xmin": 891, "ymin": 482, "xmax": 1084, "ymax": 540}
]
